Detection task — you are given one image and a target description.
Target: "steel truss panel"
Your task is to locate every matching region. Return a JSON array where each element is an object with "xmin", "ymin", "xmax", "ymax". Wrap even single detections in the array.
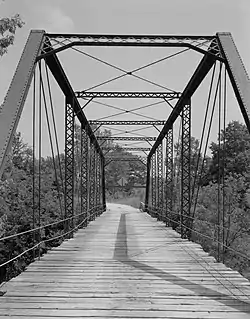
[
  {"xmin": 98, "ymin": 136, "xmax": 157, "ymax": 141},
  {"xmin": 0, "ymin": 30, "xmax": 45, "ymax": 178},
  {"xmin": 217, "ymin": 33, "xmax": 250, "ymax": 131},
  {"xmin": 157, "ymin": 143, "xmax": 164, "ymax": 220},
  {"xmin": 80, "ymin": 128, "xmax": 89, "ymax": 226},
  {"xmin": 90, "ymin": 121, "xmax": 166, "ymax": 126},
  {"xmin": 40, "ymin": 34, "xmax": 222, "ymax": 60},
  {"xmin": 65, "ymin": 98, "xmax": 75, "ymax": 233},
  {"xmin": 181, "ymin": 101, "xmax": 191, "ymax": 239},
  {"xmin": 165, "ymin": 128, "xmax": 173, "ymax": 226},
  {"xmin": 76, "ymin": 92, "xmax": 181, "ymax": 99}
]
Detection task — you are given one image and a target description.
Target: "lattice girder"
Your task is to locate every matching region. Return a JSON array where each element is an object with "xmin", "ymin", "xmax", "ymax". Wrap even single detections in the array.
[
  {"xmin": 98, "ymin": 136, "xmax": 157, "ymax": 141},
  {"xmin": 165, "ymin": 128, "xmax": 174, "ymax": 226},
  {"xmin": 65, "ymin": 97, "xmax": 75, "ymax": 234},
  {"xmin": 80, "ymin": 127, "xmax": 89, "ymax": 226},
  {"xmin": 96, "ymin": 154, "xmax": 101, "ymax": 215},
  {"xmin": 151, "ymin": 153, "xmax": 157, "ymax": 214},
  {"xmin": 76, "ymin": 92, "xmax": 181, "ymax": 99},
  {"xmin": 89, "ymin": 143, "xmax": 96, "ymax": 219},
  {"xmin": 90, "ymin": 121, "xmax": 166, "ymax": 126},
  {"xmin": 157, "ymin": 143, "xmax": 164, "ymax": 220},
  {"xmin": 39, "ymin": 34, "xmax": 223, "ymax": 61},
  {"xmin": 181, "ymin": 101, "xmax": 191, "ymax": 239}
]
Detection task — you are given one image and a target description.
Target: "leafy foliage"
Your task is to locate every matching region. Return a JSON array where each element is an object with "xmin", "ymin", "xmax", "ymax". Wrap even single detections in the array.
[
  {"xmin": 0, "ymin": 133, "xmax": 64, "ymax": 283},
  {"xmin": 170, "ymin": 121, "xmax": 250, "ymax": 278},
  {"xmin": 0, "ymin": 13, "xmax": 24, "ymax": 56},
  {"xmin": 209, "ymin": 121, "xmax": 250, "ymax": 181},
  {"xmin": 190, "ymin": 121, "xmax": 250, "ymax": 278}
]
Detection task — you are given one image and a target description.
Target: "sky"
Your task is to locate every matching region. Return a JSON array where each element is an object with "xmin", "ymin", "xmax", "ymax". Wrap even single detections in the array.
[{"xmin": 1, "ymin": 0, "xmax": 250, "ymax": 157}]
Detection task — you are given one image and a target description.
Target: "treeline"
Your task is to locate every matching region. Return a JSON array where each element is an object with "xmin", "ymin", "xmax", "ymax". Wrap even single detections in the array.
[
  {"xmin": 0, "ymin": 133, "xmax": 65, "ymax": 283},
  {"xmin": 173, "ymin": 121, "xmax": 250, "ymax": 279}
]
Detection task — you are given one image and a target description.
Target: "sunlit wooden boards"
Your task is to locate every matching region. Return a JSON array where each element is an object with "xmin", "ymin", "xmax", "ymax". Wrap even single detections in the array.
[{"xmin": 0, "ymin": 203, "xmax": 250, "ymax": 318}]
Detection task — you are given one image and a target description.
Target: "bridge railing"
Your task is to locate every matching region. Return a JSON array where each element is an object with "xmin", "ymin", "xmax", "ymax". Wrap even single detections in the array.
[{"xmin": 0, "ymin": 205, "xmax": 101, "ymax": 284}]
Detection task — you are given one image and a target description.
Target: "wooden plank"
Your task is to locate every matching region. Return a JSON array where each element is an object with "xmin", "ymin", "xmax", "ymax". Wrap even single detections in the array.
[{"xmin": 1, "ymin": 203, "xmax": 250, "ymax": 318}]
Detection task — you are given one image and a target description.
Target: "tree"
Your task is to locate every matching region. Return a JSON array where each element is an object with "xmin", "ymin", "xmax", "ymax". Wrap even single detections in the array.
[
  {"xmin": 192, "ymin": 121, "xmax": 250, "ymax": 278},
  {"xmin": 208, "ymin": 121, "xmax": 250, "ymax": 182},
  {"xmin": 0, "ymin": 8, "xmax": 24, "ymax": 56},
  {"xmin": 0, "ymin": 132, "xmax": 64, "ymax": 283}
]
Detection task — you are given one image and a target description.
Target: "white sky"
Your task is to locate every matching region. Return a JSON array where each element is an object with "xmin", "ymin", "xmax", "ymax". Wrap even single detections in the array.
[{"xmin": 0, "ymin": 0, "xmax": 250, "ymax": 157}]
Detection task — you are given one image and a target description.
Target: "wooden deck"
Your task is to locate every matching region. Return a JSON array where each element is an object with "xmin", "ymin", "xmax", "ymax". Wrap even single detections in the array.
[{"xmin": 1, "ymin": 203, "xmax": 250, "ymax": 318}]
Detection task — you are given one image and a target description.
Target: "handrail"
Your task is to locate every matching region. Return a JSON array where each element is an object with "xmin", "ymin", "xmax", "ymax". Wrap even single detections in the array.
[
  {"xmin": 0, "ymin": 205, "xmax": 103, "ymax": 268},
  {"xmin": 147, "ymin": 207, "xmax": 250, "ymax": 262},
  {"xmin": 0, "ymin": 205, "xmax": 102, "ymax": 242},
  {"xmin": 146, "ymin": 204, "xmax": 241, "ymax": 233}
]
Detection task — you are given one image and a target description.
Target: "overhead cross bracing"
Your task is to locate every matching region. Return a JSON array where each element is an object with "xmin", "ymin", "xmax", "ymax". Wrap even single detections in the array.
[
  {"xmin": 97, "ymin": 136, "xmax": 157, "ymax": 141},
  {"xmin": 38, "ymin": 34, "xmax": 223, "ymax": 60},
  {"xmin": 89, "ymin": 120, "xmax": 166, "ymax": 125},
  {"xmin": 103, "ymin": 147, "xmax": 151, "ymax": 151},
  {"xmin": 75, "ymin": 91, "xmax": 182, "ymax": 99}
]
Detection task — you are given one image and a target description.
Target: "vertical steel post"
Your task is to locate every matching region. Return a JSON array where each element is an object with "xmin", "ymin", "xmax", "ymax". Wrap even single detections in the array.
[
  {"xmin": 95, "ymin": 149, "xmax": 98, "ymax": 217},
  {"xmin": 80, "ymin": 127, "xmax": 89, "ymax": 227},
  {"xmin": 97, "ymin": 154, "xmax": 101, "ymax": 215},
  {"xmin": 95, "ymin": 153, "xmax": 99, "ymax": 216},
  {"xmin": 93, "ymin": 148, "xmax": 97, "ymax": 219},
  {"xmin": 102, "ymin": 157, "xmax": 106, "ymax": 211},
  {"xmin": 89, "ymin": 143, "xmax": 96, "ymax": 219},
  {"xmin": 155, "ymin": 149, "xmax": 159, "ymax": 218},
  {"xmin": 157, "ymin": 142, "xmax": 164, "ymax": 220},
  {"xmin": 165, "ymin": 128, "xmax": 173, "ymax": 226},
  {"xmin": 181, "ymin": 99, "xmax": 191, "ymax": 239},
  {"xmin": 65, "ymin": 96, "xmax": 75, "ymax": 235},
  {"xmin": 151, "ymin": 153, "xmax": 157, "ymax": 215},
  {"xmin": 98, "ymin": 154, "xmax": 103, "ymax": 215},
  {"xmin": 145, "ymin": 157, "xmax": 151, "ymax": 212}
]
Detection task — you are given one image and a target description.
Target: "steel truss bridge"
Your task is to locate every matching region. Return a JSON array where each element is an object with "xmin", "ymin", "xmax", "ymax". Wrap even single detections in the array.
[{"xmin": 1, "ymin": 31, "xmax": 250, "ymax": 317}]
